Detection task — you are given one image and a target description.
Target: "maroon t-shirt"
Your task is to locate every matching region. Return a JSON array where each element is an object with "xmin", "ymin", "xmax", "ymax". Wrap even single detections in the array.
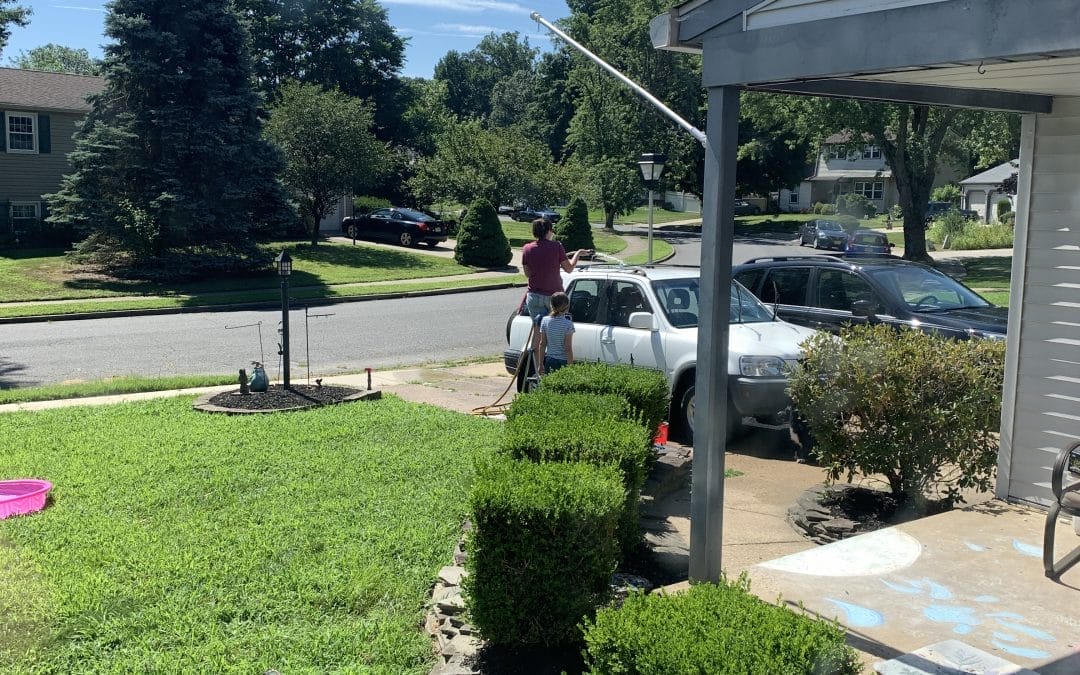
[{"xmin": 522, "ymin": 239, "xmax": 568, "ymax": 295}]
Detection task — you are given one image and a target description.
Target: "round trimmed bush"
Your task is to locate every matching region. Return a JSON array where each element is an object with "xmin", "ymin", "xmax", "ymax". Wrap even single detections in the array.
[{"xmin": 454, "ymin": 198, "xmax": 512, "ymax": 267}]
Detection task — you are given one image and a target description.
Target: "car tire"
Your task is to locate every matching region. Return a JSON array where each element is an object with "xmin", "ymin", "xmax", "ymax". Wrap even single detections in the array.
[
  {"xmin": 347, "ymin": 223, "xmax": 359, "ymax": 239},
  {"xmin": 813, "ymin": 239, "xmax": 820, "ymax": 249},
  {"xmin": 677, "ymin": 384, "xmax": 738, "ymax": 445},
  {"xmin": 399, "ymin": 231, "xmax": 415, "ymax": 247},
  {"xmin": 515, "ymin": 350, "xmax": 538, "ymax": 393}
]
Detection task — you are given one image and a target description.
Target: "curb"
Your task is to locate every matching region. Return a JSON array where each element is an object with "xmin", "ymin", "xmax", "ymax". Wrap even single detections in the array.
[{"xmin": 0, "ymin": 281, "xmax": 526, "ymax": 325}]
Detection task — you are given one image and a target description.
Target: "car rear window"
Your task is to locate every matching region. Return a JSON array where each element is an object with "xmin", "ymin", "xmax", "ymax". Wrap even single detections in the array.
[{"xmin": 852, "ymin": 233, "xmax": 886, "ymax": 245}]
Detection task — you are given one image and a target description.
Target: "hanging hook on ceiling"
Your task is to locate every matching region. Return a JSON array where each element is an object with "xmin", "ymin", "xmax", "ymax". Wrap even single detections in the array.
[{"xmin": 977, "ymin": 61, "xmax": 987, "ymax": 75}]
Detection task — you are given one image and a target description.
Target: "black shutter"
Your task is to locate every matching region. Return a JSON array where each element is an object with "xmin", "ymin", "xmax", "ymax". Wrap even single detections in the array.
[
  {"xmin": 38, "ymin": 114, "xmax": 50, "ymax": 153},
  {"xmin": 0, "ymin": 111, "xmax": 5, "ymax": 152},
  {"xmin": 0, "ymin": 200, "xmax": 9, "ymax": 234},
  {"xmin": 39, "ymin": 200, "xmax": 49, "ymax": 224}
]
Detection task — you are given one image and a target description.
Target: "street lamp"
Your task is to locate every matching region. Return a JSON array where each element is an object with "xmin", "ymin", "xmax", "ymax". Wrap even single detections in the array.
[
  {"xmin": 276, "ymin": 250, "xmax": 292, "ymax": 390},
  {"xmin": 638, "ymin": 152, "xmax": 666, "ymax": 264}
]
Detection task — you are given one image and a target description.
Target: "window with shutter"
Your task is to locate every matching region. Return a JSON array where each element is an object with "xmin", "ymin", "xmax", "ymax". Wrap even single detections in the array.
[{"xmin": 4, "ymin": 112, "xmax": 38, "ymax": 153}]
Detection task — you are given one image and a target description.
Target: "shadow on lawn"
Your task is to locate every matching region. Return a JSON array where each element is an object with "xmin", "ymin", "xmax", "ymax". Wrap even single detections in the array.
[{"xmin": 959, "ymin": 256, "xmax": 1013, "ymax": 287}]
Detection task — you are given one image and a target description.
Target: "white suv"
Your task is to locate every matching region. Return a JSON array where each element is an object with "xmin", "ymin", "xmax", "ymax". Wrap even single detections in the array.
[{"xmin": 503, "ymin": 265, "xmax": 818, "ymax": 442}]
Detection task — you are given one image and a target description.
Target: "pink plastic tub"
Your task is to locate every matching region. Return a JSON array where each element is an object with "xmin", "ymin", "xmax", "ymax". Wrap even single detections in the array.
[{"xmin": 0, "ymin": 479, "xmax": 53, "ymax": 519}]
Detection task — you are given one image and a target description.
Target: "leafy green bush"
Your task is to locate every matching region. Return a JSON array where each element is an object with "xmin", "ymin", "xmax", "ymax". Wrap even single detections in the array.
[
  {"xmin": 996, "ymin": 198, "xmax": 1013, "ymax": 220},
  {"xmin": 928, "ymin": 209, "xmax": 968, "ymax": 246},
  {"xmin": 820, "ymin": 203, "xmax": 837, "ymax": 215},
  {"xmin": 582, "ymin": 576, "xmax": 860, "ymax": 674},
  {"xmin": 540, "ymin": 362, "xmax": 669, "ymax": 440},
  {"xmin": 931, "ymin": 183, "xmax": 962, "ymax": 204},
  {"xmin": 949, "ymin": 224, "xmax": 1014, "ymax": 250},
  {"xmin": 999, "ymin": 210, "xmax": 1015, "ymax": 227},
  {"xmin": 836, "ymin": 193, "xmax": 871, "ymax": 218},
  {"xmin": 466, "ymin": 457, "xmax": 623, "ymax": 646},
  {"xmin": 502, "ymin": 403, "xmax": 652, "ymax": 554},
  {"xmin": 454, "ymin": 198, "xmax": 512, "ymax": 267},
  {"xmin": 555, "ymin": 197, "xmax": 595, "ymax": 253},
  {"xmin": 505, "ymin": 389, "xmax": 634, "ymax": 425},
  {"xmin": 788, "ymin": 324, "xmax": 1006, "ymax": 508},
  {"xmin": 812, "ymin": 202, "xmax": 826, "ymax": 214},
  {"xmin": 353, "ymin": 195, "xmax": 391, "ymax": 214}
]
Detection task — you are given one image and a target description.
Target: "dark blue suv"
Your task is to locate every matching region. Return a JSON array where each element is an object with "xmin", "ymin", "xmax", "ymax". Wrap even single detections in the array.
[{"xmin": 733, "ymin": 255, "xmax": 1007, "ymax": 340}]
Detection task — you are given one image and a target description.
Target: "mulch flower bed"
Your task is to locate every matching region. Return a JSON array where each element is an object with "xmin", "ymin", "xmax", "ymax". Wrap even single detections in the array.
[{"xmin": 197, "ymin": 384, "xmax": 371, "ymax": 414}]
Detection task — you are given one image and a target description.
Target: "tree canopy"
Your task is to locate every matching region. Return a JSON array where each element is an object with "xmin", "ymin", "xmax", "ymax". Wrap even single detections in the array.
[
  {"xmin": 433, "ymin": 32, "xmax": 539, "ymax": 121},
  {"xmin": 47, "ymin": 0, "xmax": 293, "ymax": 277},
  {"xmin": 265, "ymin": 81, "xmax": 387, "ymax": 246},
  {"xmin": 10, "ymin": 43, "xmax": 101, "ymax": 74},
  {"xmin": 0, "ymin": 0, "xmax": 29, "ymax": 56}
]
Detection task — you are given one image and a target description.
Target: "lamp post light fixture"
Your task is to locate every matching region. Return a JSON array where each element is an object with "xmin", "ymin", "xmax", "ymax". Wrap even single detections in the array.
[
  {"xmin": 276, "ymin": 250, "xmax": 292, "ymax": 390},
  {"xmin": 638, "ymin": 152, "xmax": 666, "ymax": 264}
]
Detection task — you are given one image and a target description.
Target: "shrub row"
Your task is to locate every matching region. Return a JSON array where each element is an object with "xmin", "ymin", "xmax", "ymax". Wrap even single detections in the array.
[
  {"xmin": 466, "ymin": 363, "xmax": 668, "ymax": 647},
  {"xmin": 540, "ymin": 362, "xmax": 669, "ymax": 442},
  {"xmin": 581, "ymin": 577, "xmax": 860, "ymax": 674},
  {"xmin": 930, "ymin": 218, "xmax": 1014, "ymax": 250}
]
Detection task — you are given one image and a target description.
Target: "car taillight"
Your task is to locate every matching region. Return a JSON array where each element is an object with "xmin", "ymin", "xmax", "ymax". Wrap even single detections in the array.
[{"xmin": 417, "ymin": 221, "xmax": 428, "ymax": 231}]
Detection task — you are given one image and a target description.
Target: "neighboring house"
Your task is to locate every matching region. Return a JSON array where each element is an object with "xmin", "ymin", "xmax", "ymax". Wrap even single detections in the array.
[
  {"xmin": 781, "ymin": 132, "xmax": 957, "ymax": 213},
  {"xmin": 0, "ymin": 67, "xmax": 104, "ymax": 240},
  {"xmin": 960, "ymin": 159, "xmax": 1018, "ymax": 223}
]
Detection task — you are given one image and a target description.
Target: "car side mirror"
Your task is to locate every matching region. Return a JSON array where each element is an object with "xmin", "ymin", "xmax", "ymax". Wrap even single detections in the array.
[
  {"xmin": 852, "ymin": 299, "xmax": 879, "ymax": 318},
  {"xmin": 628, "ymin": 312, "xmax": 657, "ymax": 331}
]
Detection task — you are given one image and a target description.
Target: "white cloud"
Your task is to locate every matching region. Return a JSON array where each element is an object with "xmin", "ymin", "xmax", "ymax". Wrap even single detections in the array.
[
  {"xmin": 52, "ymin": 4, "xmax": 107, "ymax": 12},
  {"xmin": 382, "ymin": 0, "xmax": 529, "ymax": 14},
  {"xmin": 434, "ymin": 23, "xmax": 502, "ymax": 36}
]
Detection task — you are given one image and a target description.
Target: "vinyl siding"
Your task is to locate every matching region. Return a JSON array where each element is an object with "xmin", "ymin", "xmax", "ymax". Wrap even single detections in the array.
[
  {"xmin": 0, "ymin": 109, "xmax": 82, "ymax": 202},
  {"xmin": 998, "ymin": 97, "xmax": 1080, "ymax": 507}
]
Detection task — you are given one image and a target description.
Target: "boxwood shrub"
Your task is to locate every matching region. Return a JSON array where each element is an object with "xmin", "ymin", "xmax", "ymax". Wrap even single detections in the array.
[
  {"xmin": 465, "ymin": 457, "xmax": 624, "ymax": 646},
  {"xmin": 540, "ymin": 363, "xmax": 669, "ymax": 440},
  {"xmin": 505, "ymin": 389, "xmax": 635, "ymax": 425},
  {"xmin": 502, "ymin": 408, "xmax": 652, "ymax": 554},
  {"xmin": 581, "ymin": 577, "xmax": 860, "ymax": 674}
]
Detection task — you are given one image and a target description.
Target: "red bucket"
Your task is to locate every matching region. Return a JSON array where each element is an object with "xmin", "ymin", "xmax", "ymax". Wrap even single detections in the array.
[{"xmin": 653, "ymin": 421, "xmax": 669, "ymax": 446}]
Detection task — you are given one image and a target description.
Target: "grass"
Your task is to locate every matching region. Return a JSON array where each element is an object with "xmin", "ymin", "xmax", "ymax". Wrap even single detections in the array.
[
  {"xmin": 623, "ymin": 239, "xmax": 675, "ymax": 264},
  {"xmin": 0, "ymin": 396, "xmax": 501, "ymax": 672},
  {"xmin": 0, "ymin": 242, "xmax": 473, "ymax": 305},
  {"xmin": 961, "ymin": 257, "xmax": 1013, "ymax": 290},
  {"xmin": 500, "ymin": 220, "xmax": 626, "ymax": 254},
  {"xmin": 0, "ymin": 275, "xmax": 525, "ymax": 319},
  {"xmin": 0, "ymin": 375, "xmax": 237, "ymax": 404}
]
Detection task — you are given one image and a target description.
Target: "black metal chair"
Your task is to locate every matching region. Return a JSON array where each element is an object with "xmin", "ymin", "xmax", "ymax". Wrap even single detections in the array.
[{"xmin": 1044, "ymin": 441, "xmax": 1080, "ymax": 579}]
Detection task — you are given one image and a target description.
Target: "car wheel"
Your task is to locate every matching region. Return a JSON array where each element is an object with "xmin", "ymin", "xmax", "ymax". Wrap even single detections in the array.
[
  {"xmin": 399, "ymin": 231, "xmax": 415, "ymax": 247},
  {"xmin": 347, "ymin": 223, "xmax": 359, "ymax": 239},
  {"xmin": 677, "ymin": 384, "xmax": 738, "ymax": 445},
  {"xmin": 515, "ymin": 350, "xmax": 538, "ymax": 393},
  {"xmin": 813, "ymin": 239, "xmax": 820, "ymax": 249}
]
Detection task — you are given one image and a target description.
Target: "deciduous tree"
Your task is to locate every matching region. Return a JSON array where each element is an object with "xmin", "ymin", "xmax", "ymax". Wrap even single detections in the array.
[
  {"xmin": 0, "ymin": 0, "xmax": 29, "ymax": 56},
  {"xmin": 10, "ymin": 43, "xmax": 101, "ymax": 74},
  {"xmin": 266, "ymin": 81, "xmax": 387, "ymax": 246}
]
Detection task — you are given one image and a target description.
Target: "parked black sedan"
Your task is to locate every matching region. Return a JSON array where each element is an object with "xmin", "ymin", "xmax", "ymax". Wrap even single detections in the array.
[
  {"xmin": 799, "ymin": 219, "xmax": 849, "ymax": 250},
  {"xmin": 341, "ymin": 208, "xmax": 449, "ymax": 247},
  {"xmin": 511, "ymin": 206, "xmax": 561, "ymax": 223},
  {"xmin": 733, "ymin": 255, "xmax": 1007, "ymax": 340}
]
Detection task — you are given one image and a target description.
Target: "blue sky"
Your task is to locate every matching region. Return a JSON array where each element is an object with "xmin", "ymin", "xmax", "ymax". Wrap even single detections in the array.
[{"xmin": 4, "ymin": 0, "xmax": 571, "ymax": 78}]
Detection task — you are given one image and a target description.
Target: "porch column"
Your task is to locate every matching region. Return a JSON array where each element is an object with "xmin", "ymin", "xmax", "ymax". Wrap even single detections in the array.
[{"xmin": 689, "ymin": 85, "xmax": 739, "ymax": 582}]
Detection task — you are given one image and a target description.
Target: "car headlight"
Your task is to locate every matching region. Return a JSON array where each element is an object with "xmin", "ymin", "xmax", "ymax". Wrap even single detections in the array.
[{"xmin": 740, "ymin": 356, "xmax": 786, "ymax": 377}]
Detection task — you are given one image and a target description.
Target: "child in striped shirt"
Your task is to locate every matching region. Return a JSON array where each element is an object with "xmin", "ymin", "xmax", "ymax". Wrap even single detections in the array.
[{"xmin": 538, "ymin": 291, "xmax": 574, "ymax": 376}]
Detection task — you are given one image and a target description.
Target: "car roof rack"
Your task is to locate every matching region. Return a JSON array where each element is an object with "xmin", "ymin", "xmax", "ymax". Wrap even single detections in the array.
[
  {"xmin": 740, "ymin": 255, "xmax": 847, "ymax": 264},
  {"xmin": 575, "ymin": 262, "xmax": 649, "ymax": 275}
]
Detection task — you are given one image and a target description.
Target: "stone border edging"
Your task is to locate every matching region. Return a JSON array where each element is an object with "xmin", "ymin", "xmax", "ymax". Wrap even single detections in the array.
[
  {"xmin": 787, "ymin": 483, "xmax": 868, "ymax": 545},
  {"xmin": 192, "ymin": 389, "xmax": 381, "ymax": 414}
]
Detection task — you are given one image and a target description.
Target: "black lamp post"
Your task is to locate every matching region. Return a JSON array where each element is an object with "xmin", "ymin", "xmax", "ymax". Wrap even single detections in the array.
[
  {"xmin": 276, "ymin": 250, "xmax": 292, "ymax": 390},
  {"xmin": 637, "ymin": 152, "xmax": 666, "ymax": 264}
]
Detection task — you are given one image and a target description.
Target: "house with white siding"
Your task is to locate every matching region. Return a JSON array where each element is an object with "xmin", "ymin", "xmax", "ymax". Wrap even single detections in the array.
[
  {"xmin": 960, "ymin": 159, "xmax": 1018, "ymax": 223},
  {"xmin": 0, "ymin": 68, "xmax": 104, "ymax": 241}
]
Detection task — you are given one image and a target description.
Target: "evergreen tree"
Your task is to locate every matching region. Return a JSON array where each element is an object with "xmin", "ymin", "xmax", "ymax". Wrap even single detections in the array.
[
  {"xmin": 454, "ymin": 199, "xmax": 511, "ymax": 268},
  {"xmin": 555, "ymin": 197, "xmax": 594, "ymax": 253},
  {"xmin": 47, "ymin": 0, "xmax": 294, "ymax": 278}
]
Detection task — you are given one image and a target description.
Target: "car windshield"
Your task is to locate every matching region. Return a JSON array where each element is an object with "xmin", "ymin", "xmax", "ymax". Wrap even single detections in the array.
[
  {"xmin": 866, "ymin": 265, "xmax": 991, "ymax": 312},
  {"xmin": 652, "ymin": 278, "xmax": 774, "ymax": 327},
  {"xmin": 398, "ymin": 208, "xmax": 430, "ymax": 220},
  {"xmin": 852, "ymin": 233, "xmax": 886, "ymax": 245},
  {"xmin": 817, "ymin": 220, "xmax": 844, "ymax": 232}
]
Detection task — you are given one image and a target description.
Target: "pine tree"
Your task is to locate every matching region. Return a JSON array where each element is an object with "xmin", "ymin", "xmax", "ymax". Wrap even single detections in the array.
[
  {"xmin": 47, "ymin": 0, "xmax": 294, "ymax": 278},
  {"xmin": 454, "ymin": 199, "xmax": 511, "ymax": 268},
  {"xmin": 555, "ymin": 197, "xmax": 594, "ymax": 253}
]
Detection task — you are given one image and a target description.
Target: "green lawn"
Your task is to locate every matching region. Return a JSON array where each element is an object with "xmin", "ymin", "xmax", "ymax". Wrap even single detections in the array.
[
  {"xmin": 0, "ymin": 396, "xmax": 500, "ymax": 672},
  {"xmin": 0, "ymin": 374, "xmax": 237, "ymax": 404},
  {"xmin": 959, "ymin": 256, "xmax": 1012, "ymax": 290},
  {"xmin": 0, "ymin": 242, "xmax": 473, "ymax": 305},
  {"xmin": 500, "ymin": 221, "xmax": 626, "ymax": 254}
]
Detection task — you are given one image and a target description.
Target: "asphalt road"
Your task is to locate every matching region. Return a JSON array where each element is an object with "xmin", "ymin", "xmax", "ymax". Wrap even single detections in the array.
[
  {"xmin": 0, "ymin": 287, "xmax": 525, "ymax": 388},
  {"xmin": 0, "ymin": 232, "xmax": 820, "ymax": 389}
]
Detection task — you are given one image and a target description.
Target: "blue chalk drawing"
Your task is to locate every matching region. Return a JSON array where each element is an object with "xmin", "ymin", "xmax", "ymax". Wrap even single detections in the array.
[
  {"xmin": 1012, "ymin": 539, "xmax": 1042, "ymax": 558},
  {"xmin": 994, "ymin": 620, "xmax": 1056, "ymax": 643},
  {"xmin": 881, "ymin": 579, "xmax": 922, "ymax": 594},
  {"xmin": 993, "ymin": 632, "xmax": 1019, "ymax": 643},
  {"xmin": 825, "ymin": 598, "xmax": 884, "ymax": 628},
  {"xmin": 974, "ymin": 595, "xmax": 999, "ymax": 603},
  {"xmin": 965, "ymin": 541, "xmax": 987, "ymax": 552},
  {"xmin": 924, "ymin": 604, "xmax": 981, "ymax": 635},
  {"xmin": 925, "ymin": 579, "xmax": 952, "ymax": 600},
  {"xmin": 992, "ymin": 640, "xmax": 1050, "ymax": 660}
]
